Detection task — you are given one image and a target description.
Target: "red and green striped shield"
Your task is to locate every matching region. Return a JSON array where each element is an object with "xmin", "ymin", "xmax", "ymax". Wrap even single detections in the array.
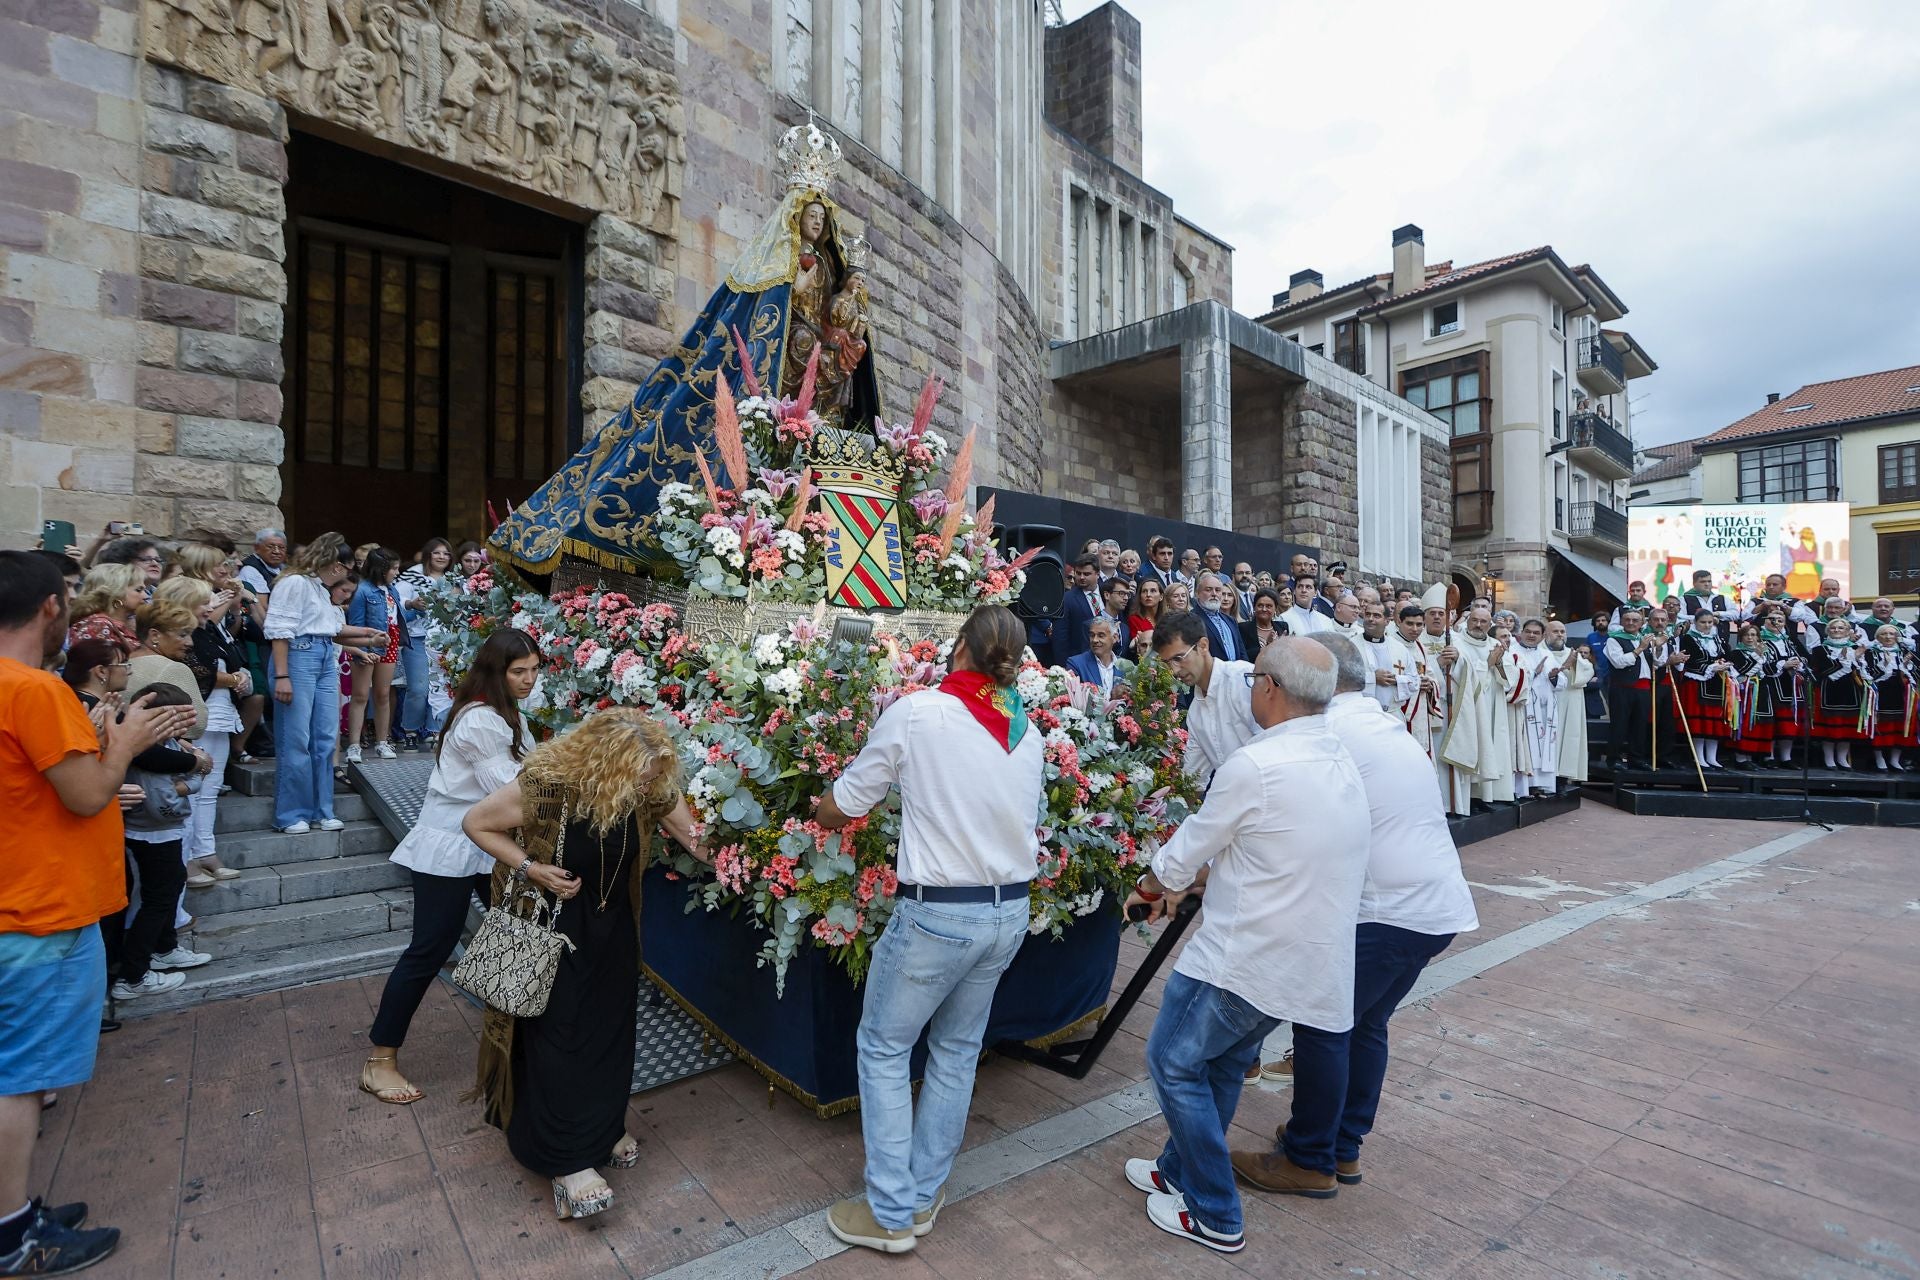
[{"xmin": 813, "ymin": 467, "xmax": 907, "ymax": 610}]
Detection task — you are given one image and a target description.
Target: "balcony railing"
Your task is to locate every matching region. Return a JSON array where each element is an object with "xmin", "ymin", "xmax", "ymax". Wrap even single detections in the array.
[
  {"xmin": 1568, "ymin": 500, "xmax": 1628, "ymax": 552},
  {"xmin": 1332, "ymin": 345, "xmax": 1366, "ymax": 375},
  {"xmin": 1567, "ymin": 410, "xmax": 1634, "ymax": 475},
  {"xmin": 1578, "ymin": 334, "xmax": 1625, "ymax": 384}
]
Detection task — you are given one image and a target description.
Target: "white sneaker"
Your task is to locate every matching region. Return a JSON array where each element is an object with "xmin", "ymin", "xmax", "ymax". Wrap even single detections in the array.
[
  {"xmin": 317, "ymin": 817, "xmax": 345, "ymax": 832},
  {"xmin": 374, "ymin": 741, "xmax": 397, "ymax": 760},
  {"xmin": 150, "ymin": 946, "xmax": 212, "ymax": 971},
  {"xmin": 1125, "ymin": 1158, "xmax": 1181, "ymax": 1195},
  {"xmin": 111, "ymin": 970, "xmax": 186, "ymax": 1000},
  {"xmin": 278, "ymin": 820, "xmax": 312, "ymax": 835},
  {"xmin": 1145, "ymin": 1191, "xmax": 1243, "ymax": 1253},
  {"xmin": 345, "ymin": 744, "xmax": 363, "ymax": 764}
]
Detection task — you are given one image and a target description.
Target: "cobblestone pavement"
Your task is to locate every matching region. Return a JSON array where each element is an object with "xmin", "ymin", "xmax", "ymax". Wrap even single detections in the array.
[{"xmin": 31, "ymin": 806, "xmax": 1919, "ymax": 1279}]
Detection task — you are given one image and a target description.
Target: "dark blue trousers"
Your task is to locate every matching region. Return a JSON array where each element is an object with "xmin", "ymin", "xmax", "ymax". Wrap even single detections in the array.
[{"xmin": 1282, "ymin": 923, "xmax": 1455, "ymax": 1172}]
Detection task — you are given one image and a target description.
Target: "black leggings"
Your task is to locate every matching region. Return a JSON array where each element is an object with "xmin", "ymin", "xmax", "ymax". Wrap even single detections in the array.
[
  {"xmin": 121, "ymin": 837, "xmax": 185, "ymax": 982},
  {"xmin": 369, "ymin": 870, "xmax": 492, "ymax": 1048}
]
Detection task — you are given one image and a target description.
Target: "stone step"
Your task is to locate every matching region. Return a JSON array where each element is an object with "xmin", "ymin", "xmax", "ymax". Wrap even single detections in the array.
[
  {"xmin": 217, "ymin": 820, "xmax": 393, "ymax": 869},
  {"xmin": 190, "ymin": 853, "xmax": 408, "ymax": 917},
  {"xmin": 188, "ymin": 890, "xmax": 412, "ymax": 960},
  {"xmin": 215, "ymin": 791, "xmax": 371, "ymax": 833},
  {"xmin": 115, "ymin": 933, "xmax": 409, "ymax": 1019},
  {"xmin": 229, "ymin": 759, "xmax": 363, "ymax": 797}
]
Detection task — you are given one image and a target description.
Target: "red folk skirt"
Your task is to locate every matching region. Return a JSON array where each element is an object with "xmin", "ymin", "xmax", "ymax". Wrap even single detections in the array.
[
  {"xmin": 1871, "ymin": 677, "xmax": 1915, "ymax": 748},
  {"xmin": 1676, "ymin": 675, "xmax": 1734, "ymax": 740},
  {"xmin": 1809, "ymin": 677, "xmax": 1865, "ymax": 741}
]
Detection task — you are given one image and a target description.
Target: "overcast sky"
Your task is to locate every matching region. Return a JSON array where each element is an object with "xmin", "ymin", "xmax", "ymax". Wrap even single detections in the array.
[{"xmin": 1062, "ymin": 0, "xmax": 1920, "ymax": 446}]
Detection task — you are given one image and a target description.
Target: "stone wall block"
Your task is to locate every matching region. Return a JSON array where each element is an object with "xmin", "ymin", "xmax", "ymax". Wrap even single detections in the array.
[
  {"xmin": 176, "ymin": 414, "xmax": 282, "ymax": 464},
  {"xmin": 582, "ymin": 376, "xmax": 638, "ymax": 416},
  {"xmin": 180, "ymin": 246, "xmax": 284, "ymax": 302},
  {"xmin": 170, "ymin": 497, "xmax": 281, "ymax": 539},
  {"xmin": 196, "ymin": 167, "xmax": 282, "ymax": 219},
  {"xmin": 584, "ymin": 280, "xmax": 659, "ymax": 327},
  {"xmin": 141, "ymin": 279, "xmax": 238, "ymax": 331},
  {"xmin": 178, "ymin": 329, "xmax": 282, "ymax": 382},
  {"xmin": 582, "ymin": 245, "xmax": 650, "ymax": 292},
  {"xmin": 232, "ymin": 133, "xmax": 287, "ymax": 183},
  {"xmin": 142, "ymin": 62, "xmax": 186, "ymax": 111},
  {"xmin": 234, "ymin": 298, "xmax": 282, "ymax": 343},
  {"xmin": 238, "ymin": 215, "xmax": 283, "ymax": 261},
  {"xmin": 232, "ymin": 461, "xmax": 280, "ymax": 504},
  {"xmin": 136, "ymin": 367, "xmax": 235, "ymax": 417},
  {"xmin": 141, "ymin": 191, "xmax": 244, "ymax": 250},
  {"xmin": 583, "ymin": 344, "xmax": 653, "ymax": 383},
  {"xmin": 138, "ymin": 320, "xmax": 179, "ymax": 367},
  {"xmin": 135, "ymin": 452, "xmax": 231, "ymax": 497},
  {"xmin": 39, "ymin": 399, "xmax": 135, "ymax": 449},
  {"xmin": 67, "ymin": 448, "xmax": 135, "ymax": 494},
  {"xmin": 138, "ymin": 235, "xmax": 183, "ymax": 282},
  {"xmin": 181, "ymin": 78, "xmax": 284, "ymax": 138},
  {"xmin": 234, "ymin": 379, "xmax": 281, "ymax": 425},
  {"xmin": 0, "ymin": 347, "xmax": 92, "ymax": 396},
  {"xmin": 586, "ymin": 215, "xmax": 658, "ymax": 264},
  {"xmin": 135, "ymin": 410, "xmax": 176, "ymax": 453},
  {"xmin": 145, "ymin": 107, "xmax": 236, "ymax": 165}
]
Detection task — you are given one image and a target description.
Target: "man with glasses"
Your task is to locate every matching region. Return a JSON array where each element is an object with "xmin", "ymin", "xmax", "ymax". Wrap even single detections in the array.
[
  {"xmin": 238, "ymin": 529, "xmax": 287, "ymax": 597},
  {"xmin": 1152, "ymin": 611, "xmax": 1257, "ymax": 790}
]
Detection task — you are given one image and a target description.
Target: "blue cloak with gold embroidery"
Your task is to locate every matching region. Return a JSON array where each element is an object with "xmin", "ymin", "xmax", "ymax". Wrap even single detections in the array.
[{"xmin": 488, "ymin": 189, "xmax": 878, "ymax": 583}]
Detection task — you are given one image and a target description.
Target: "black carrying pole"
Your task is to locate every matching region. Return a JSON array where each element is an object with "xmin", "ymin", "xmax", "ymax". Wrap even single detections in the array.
[
  {"xmin": 993, "ymin": 894, "xmax": 1202, "ymax": 1080},
  {"xmin": 1790, "ymin": 669, "xmax": 1833, "ymax": 830}
]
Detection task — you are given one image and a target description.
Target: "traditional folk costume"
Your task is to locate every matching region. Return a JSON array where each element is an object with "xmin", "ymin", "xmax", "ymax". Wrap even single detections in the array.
[
  {"xmin": 1806, "ymin": 637, "xmax": 1866, "ymax": 769},
  {"xmin": 1679, "ymin": 589, "xmax": 1736, "ymax": 635},
  {"xmin": 1675, "ymin": 625, "xmax": 1736, "ymax": 768},
  {"xmin": 1864, "ymin": 642, "xmax": 1915, "ymax": 769},
  {"xmin": 1603, "ymin": 627, "xmax": 1667, "ymax": 770},
  {"xmin": 1512, "ymin": 641, "xmax": 1562, "ymax": 795},
  {"xmin": 1753, "ymin": 627, "xmax": 1808, "ymax": 767},
  {"xmin": 1725, "ymin": 643, "xmax": 1774, "ymax": 762},
  {"xmin": 1550, "ymin": 645, "xmax": 1594, "ymax": 783},
  {"xmin": 1453, "ymin": 626, "xmax": 1520, "ymax": 805}
]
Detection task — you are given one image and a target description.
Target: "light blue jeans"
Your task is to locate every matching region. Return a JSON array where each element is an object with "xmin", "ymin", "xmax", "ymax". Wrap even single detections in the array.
[
  {"xmin": 1146, "ymin": 970, "xmax": 1282, "ymax": 1236},
  {"xmin": 397, "ymin": 633, "xmax": 441, "ymax": 736},
  {"xmin": 856, "ymin": 895, "xmax": 1027, "ymax": 1230},
  {"xmin": 271, "ymin": 636, "xmax": 339, "ymax": 828}
]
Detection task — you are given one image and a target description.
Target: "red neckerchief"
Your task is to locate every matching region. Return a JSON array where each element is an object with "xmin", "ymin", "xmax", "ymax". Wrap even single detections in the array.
[{"xmin": 939, "ymin": 669, "xmax": 1027, "ymax": 752}]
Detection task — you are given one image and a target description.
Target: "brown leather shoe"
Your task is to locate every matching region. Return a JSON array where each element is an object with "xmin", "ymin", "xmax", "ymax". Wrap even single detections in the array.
[
  {"xmin": 1272, "ymin": 1123, "xmax": 1361, "ymax": 1185},
  {"xmin": 1230, "ymin": 1148, "xmax": 1337, "ymax": 1197}
]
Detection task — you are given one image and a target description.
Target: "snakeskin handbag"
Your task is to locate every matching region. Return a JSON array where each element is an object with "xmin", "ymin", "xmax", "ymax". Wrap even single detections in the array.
[{"xmin": 451, "ymin": 812, "xmax": 576, "ymax": 1018}]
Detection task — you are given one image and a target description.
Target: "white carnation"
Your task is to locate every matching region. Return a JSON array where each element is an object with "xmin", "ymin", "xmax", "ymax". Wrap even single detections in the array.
[
  {"xmin": 706, "ymin": 526, "xmax": 742, "ymax": 557},
  {"xmin": 582, "ymin": 646, "xmax": 611, "ymax": 673},
  {"xmin": 1015, "ymin": 669, "xmax": 1050, "ymax": 704},
  {"xmin": 751, "ymin": 633, "xmax": 787, "ymax": 665},
  {"xmin": 774, "ymin": 529, "xmax": 805, "ymax": 556},
  {"xmin": 762, "ymin": 667, "xmax": 803, "ymax": 703},
  {"xmin": 1083, "ymin": 772, "xmax": 1114, "ymax": 794}
]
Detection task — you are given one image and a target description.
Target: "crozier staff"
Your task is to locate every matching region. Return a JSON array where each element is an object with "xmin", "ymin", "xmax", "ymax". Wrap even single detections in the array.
[{"xmin": 815, "ymin": 605, "xmax": 1043, "ymax": 1256}]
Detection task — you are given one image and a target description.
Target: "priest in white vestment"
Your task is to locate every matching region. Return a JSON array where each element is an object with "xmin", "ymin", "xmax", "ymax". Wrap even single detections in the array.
[
  {"xmin": 1546, "ymin": 620, "xmax": 1593, "ymax": 783},
  {"xmin": 1379, "ymin": 605, "xmax": 1430, "ymax": 731},
  {"xmin": 1416, "ymin": 586, "xmax": 1484, "ymax": 816},
  {"xmin": 1512, "ymin": 620, "xmax": 1563, "ymax": 796},
  {"xmin": 1451, "ymin": 603, "xmax": 1519, "ymax": 804}
]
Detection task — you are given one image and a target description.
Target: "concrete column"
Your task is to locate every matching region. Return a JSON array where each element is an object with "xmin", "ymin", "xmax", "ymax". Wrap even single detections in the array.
[{"xmin": 1179, "ymin": 305, "xmax": 1232, "ymax": 530}]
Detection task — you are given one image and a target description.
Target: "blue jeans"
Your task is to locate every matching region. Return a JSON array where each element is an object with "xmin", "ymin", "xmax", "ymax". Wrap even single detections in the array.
[
  {"xmin": 1285, "ymin": 923, "xmax": 1455, "ymax": 1171},
  {"xmin": 1146, "ymin": 970, "xmax": 1280, "ymax": 1236},
  {"xmin": 398, "ymin": 633, "xmax": 441, "ymax": 736},
  {"xmin": 271, "ymin": 636, "xmax": 339, "ymax": 828},
  {"xmin": 856, "ymin": 896, "xmax": 1027, "ymax": 1230}
]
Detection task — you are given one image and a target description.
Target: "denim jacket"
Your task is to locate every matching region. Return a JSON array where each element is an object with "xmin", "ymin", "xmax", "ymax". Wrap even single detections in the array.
[{"xmin": 347, "ymin": 579, "xmax": 398, "ymax": 633}]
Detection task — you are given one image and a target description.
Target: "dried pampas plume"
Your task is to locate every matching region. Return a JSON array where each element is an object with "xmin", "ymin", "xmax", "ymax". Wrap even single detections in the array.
[
  {"xmin": 712, "ymin": 377, "xmax": 752, "ymax": 492},
  {"xmin": 934, "ymin": 426, "xmax": 976, "ymax": 559}
]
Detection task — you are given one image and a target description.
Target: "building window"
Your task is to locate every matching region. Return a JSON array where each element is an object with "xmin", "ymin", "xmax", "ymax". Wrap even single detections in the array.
[
  {"xmin": 1554, "ymin": 461, "xmax": 1567, "ymax": 531},
  {"xmin": 1736, "ymin": 439, "xmax": 1840, "ymax": 503},
  {"xmin": 1550, "ymin": 299, "xmax": 1564, "ymax": 333},
  {"xmin": 1429, "ymin": 300, "xmax": 1460, "ymax": 337},
  {"xmin": 1332, "ymin": 319, "xmax": 1366, "ymax": 375},
  {"xmin": 1882, "ymin": 531, "xmax": 1920, "ymax": 597},
  {"xmin": 1880, "ymin": 442, "xmax": 1920, "ymax": 504},
  {"xmin": 1356, "ymin": 403, "xmax": 1423, "ymax": 580},
  {"xmin": 1403, "ymin": 354, "xmax": 1488, "ymax": 438},
  {"xmin": 1552, "ymin": 370, "xmax": 1566, "ymax": 439}
]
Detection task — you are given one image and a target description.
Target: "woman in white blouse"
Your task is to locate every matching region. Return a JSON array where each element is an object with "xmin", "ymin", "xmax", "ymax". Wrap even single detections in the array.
[{"xmin": 361, "ymin": 628, "xmax": 543, "ymax": 1105}]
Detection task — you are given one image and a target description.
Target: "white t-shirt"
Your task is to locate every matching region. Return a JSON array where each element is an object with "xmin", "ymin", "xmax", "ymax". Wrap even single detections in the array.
[
  {"xmin": 832, "ymin": 688, "xmax": 1043, "ymax": 888},
  {"xmin": 263, "ymin": 574, "xmax": 341, "ymax": 640},
  {"xmin": 1325, "ymin": 693, "xmax": 1480, "ymax": 936},
  {"xmin": 391, "ymin": 704, "xmax": 528, "ymax": 878},
  {"xmin": 1183, "ymin": 658, "xmax": 1257, "ymax": 787}
]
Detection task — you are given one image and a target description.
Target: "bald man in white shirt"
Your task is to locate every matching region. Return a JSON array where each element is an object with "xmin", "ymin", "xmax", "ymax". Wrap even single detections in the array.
[
  {"xmin": 1231, "ymin": 634, "xmax": 1478, "ymax": 1197},
  {"xmin": 1121, "ymin": 639, "xmax": 1369, "ymax": 1253}
]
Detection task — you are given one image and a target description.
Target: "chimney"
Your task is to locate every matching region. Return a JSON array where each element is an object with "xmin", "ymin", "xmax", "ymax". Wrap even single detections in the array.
[
  {"xmin": 1287, "ymin": 269, "xmax": 1323, "ymax": 303},
  {"xmin": 1765, "ymin": 392, "xmax": 1780, "ymax": 405},
  {"xmin": 1391, "ymin": 224, "xmax": 1425, "ymax": 295}
]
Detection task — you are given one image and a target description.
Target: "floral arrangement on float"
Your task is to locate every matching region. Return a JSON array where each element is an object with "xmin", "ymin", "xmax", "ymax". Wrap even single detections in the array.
[
  {"xmin": 419, "ymin": 574, "xmax": 1202, "ymax": 991},
  {"xmin": 651, "ymin": 337, "xmax": 1026, "ymax": 612}
]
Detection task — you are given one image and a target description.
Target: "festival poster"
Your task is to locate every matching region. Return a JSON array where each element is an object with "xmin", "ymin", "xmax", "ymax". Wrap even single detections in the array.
[{"xmin": 1628, "ymin": 502, "xmax": 1850, "ymax": 608}]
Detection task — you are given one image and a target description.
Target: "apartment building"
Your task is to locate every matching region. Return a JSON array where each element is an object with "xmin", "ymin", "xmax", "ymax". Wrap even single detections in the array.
[
  {"xmin": 1696, "ymin": 365, "xmax": 1920, "ymax": 604},
  {"xmin": 1255, "ymin": 226, "xmax": 1658, "ymax": 618}
]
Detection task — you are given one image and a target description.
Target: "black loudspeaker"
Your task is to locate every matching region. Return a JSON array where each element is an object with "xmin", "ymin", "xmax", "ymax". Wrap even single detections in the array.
[{"xmin": 1005, "ymin": 523, "xmax": 1067, "ymax": 618}]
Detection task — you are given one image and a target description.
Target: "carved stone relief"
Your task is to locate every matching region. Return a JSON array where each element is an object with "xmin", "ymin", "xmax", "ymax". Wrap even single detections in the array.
[{"xmin": 143, "ymin": 0, "xmax": 682, "ymax": 233}]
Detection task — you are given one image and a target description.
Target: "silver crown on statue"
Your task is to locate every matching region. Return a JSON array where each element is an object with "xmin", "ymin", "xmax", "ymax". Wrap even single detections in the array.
[
  {"xmin": 778, "ymin": 121, "xmax": 843, "ymax": 193},
  {"xmin": 841, "ymin": 235, "xmax": 871, "ymax": 272}
]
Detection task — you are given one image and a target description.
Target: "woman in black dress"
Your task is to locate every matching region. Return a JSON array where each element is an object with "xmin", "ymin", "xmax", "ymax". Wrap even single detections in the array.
[{"xmin": 461, "ymin": 707, "xmax": 708, "ymax": 1219}]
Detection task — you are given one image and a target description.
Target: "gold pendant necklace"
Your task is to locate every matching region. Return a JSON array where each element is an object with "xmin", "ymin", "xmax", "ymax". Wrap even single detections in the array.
[{"xmin": 595, "ymin": 819, "xmax": 631, "ymax": 914}]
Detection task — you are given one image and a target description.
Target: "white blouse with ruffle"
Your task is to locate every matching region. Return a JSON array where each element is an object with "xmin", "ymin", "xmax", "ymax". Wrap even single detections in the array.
[{"xmin": 388, "ymin": 704, "xmax": 528, "ymax": 878}]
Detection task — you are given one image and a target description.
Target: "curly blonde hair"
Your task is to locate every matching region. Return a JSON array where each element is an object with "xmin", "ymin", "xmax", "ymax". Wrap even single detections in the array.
[
  {"xmin": 519, "ymin": 707, "xmax": 683, "ymax": 836},
  {"xmin": 152, "ymin": 575, "xmax": 212, "ymax": 614},
  {"xmin": 71, "ymin": 563, "xmax": 141, "ymax": 624}
]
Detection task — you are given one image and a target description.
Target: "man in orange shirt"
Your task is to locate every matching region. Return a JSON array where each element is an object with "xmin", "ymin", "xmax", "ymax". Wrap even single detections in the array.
[{"xmin": 0, "ymin": 551, "xmax": 188, "ymax": 1277}]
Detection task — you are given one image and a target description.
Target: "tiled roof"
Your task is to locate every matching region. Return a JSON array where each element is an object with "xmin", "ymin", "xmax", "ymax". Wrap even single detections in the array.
[
  {"xmin": 1257, "ymin": 261, "xmax": 1459, "ymax": 322},
  {"xmin": 1700, "ymin": 364, "xmax": 1920, "ymax": 446},
  {"xmin": 1360, "ymin": 247, "xmax": 1554, "ymax": 310},
  {"xmin": 1632, "ymin": 438, "xmax": 1702, "ymax": 484}
]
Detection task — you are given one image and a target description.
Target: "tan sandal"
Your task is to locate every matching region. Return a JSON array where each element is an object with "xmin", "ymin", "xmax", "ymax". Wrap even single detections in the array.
[{"xmin": 358, "ymin": 1053, "xmax": 422, "ymax": 1105}]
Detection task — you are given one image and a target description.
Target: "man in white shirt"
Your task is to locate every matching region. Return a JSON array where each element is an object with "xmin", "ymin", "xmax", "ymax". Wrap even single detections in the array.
[
  {"xmin": 1545, "ymin": 620, "xmax": 1595, "ymax": 784},
  {"xmin": 1151, "ymin": 611, "xmax": 1256, "ymax": 789},
  {"xmin": 1231, "ymin": 636, "xmax": 1476, "ymax": 1196},
  {"xmin": 817, "ymin": 606, "xmax": 1044, "ymax": 1255},
  {"xmin": 1281, "ymin": 575, "xmax": 1329, "ymax": 636},
  {"xmin": 1121, "ymin": 639, "xmax": 1368, "ymax": 1253}
]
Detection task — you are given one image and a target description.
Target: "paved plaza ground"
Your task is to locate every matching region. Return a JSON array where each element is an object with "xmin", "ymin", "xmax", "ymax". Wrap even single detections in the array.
[{"xmin": 31, "ymin": 805, "xmax": 1920, "ymax": 1279}]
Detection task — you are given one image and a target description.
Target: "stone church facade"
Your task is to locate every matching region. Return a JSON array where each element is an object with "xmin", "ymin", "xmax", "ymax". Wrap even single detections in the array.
[{"xmin": 1, "ymin": 0, "xmax": 1448, "ymax": 581}]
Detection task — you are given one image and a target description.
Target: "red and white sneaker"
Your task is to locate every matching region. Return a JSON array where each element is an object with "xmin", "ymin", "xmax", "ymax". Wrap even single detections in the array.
[
  {"xmin": 1124, "ymin": 1158, "xmax": 1181, "ymax": 1195},
  {"xmin": 1145, "ymin": 1190, "xmax": 1244, "ymax": 1253}
]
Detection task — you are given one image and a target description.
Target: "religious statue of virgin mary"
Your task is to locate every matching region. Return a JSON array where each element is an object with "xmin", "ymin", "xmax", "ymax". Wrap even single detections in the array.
[{"xmin": 489, "ymin": 122, "xmax": 882, "ymax": 582}]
